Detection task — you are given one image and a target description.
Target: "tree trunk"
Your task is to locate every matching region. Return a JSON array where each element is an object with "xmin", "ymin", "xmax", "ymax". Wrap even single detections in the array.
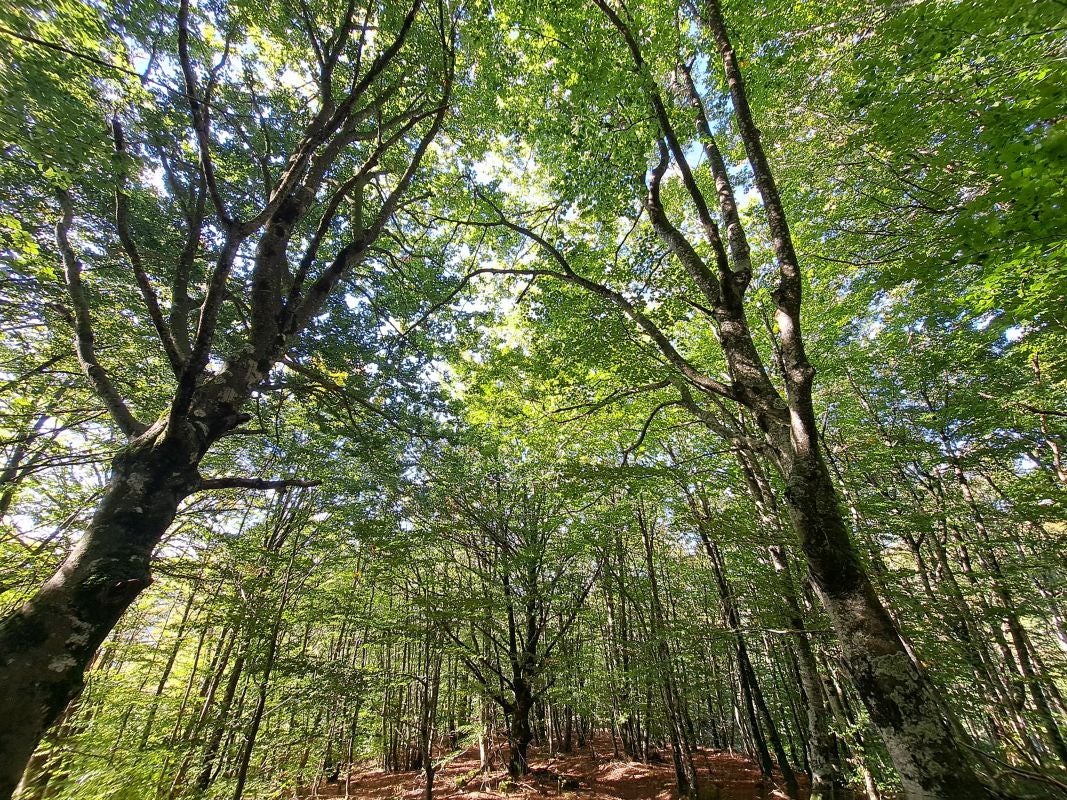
[
  {"xmin": 419, "ymin": 643, "xmax": 442, "ymax": 800},
  {"xmin": 673, "ymin": 0, "xmax": 1003, "ymax": 794},
  {"xmin": 768, "ymin": 545, "xmax": 846, "ymax": 800},
  {"xmin": 232, "ymin": 540, "xmax": 300, "ymax": 800},
  {"xmin": 783, "ymin": 451, "xmax": 992, "ymax": 799},
  {"xmin": 0, "ymin": 423, "xmax": 202, "ymax": 800},
  {"xmin": 478, "ymin": 699, "xmax": 492, "ymax": 772},
  {"xmin": 730, "ymin": 448, "xmax": 846, "ymax": 798},
  {"xmin": 139, "ymin": 587, "xmax": 197, "ymax": 750},
  {"xmin": 640, "ymin": 510, "xmax": 698, "ymax": 797},
  {"xmin": 507, "ymin": 680, "xmax": 534, "ymax": 778}
]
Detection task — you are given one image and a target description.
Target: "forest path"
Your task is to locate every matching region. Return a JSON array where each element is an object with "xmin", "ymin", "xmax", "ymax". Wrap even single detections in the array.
[{"xmin": 309, "ymin": 740, "xmax": 806, "ymax": 799}]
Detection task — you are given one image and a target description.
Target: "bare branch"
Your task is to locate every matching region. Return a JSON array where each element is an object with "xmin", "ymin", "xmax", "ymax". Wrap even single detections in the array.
[
  {"xmin": 0, "ymin": 355, "xmax": 65, "ymax": 394},
  {"xmin": 296, "ymin": 0, "xmax": 326, "ymax": 70},
  {"xmin": 469, "ymin": 209, "xmax": 735, "ymax": 402},
  {"xmin": 235, "ymin": 0, "xmax": 422, "ymax": 240},
  {"xmin": 112, "ymin": 118, "xmax": 185, "ymax": 375},
  {"xmin": 543, "ymin": 562, "xmax": 603, "ymax": 660},
  {"xmin": 646, "ymin": 139, "xmax": 721, "ymax": 306},
  {"xmin": 197, "ymin": 476, "xmax": 320, "ymax": 491},
  {"xmin": 177, "ymin": 0, "xmax": 232, "ymax": 225},
  {"xmin": 678, "ymin": 60, "xmax": 751, "ymax": 275},
  {"xmin": 54, "ymin": 190, "xmax": 147, "ymax": 438}
]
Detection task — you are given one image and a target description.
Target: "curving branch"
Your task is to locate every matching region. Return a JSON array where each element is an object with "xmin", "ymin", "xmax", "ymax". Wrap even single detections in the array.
[
  {"xmin": 54, "ymin": 190, "xmax": 147, "ymax": 438},
  {"xmin": 588, "ymin": 2, "xmax": 790, "ymax": 425},
  {"xmin": 112, "ymin": 118, "xmax": 185, "ymax": 375},
  {"xmin": 646, "ymin": 139, "xmax": 722, "ymax": 307},
  {"xmin": 197, "ymin": 476, "xmax": 320, "ymax": 491},
  {"xmin": 157, "ymin": 148, "xmax": 205, "ymax": 360},
  {"xmin": 677, "ymin": 60, "xmax": 752, "ymax": 276},
  {"xmin": 553, "ymin": 379, "xmax": 673, "ymax": 421},
  {"xmin": 621, "ymin": 400, "xmax": 684, "ymax": 464},
  {"xmin": 470, "ymin": 203, "xmax": 735, "ymax": 402},
  {"xmin": 694, "ymin": 0, "xmax": 815, "ymax": 406},
  {"xmin": 593, "ymin": 0, "xmax": 730, "ymax": 277}
]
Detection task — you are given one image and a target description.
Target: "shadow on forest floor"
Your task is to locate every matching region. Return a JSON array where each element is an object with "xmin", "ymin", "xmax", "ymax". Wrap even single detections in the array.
[{"xmin": 306, "ymin": 738, "xmax": 807, "ymax": 800}]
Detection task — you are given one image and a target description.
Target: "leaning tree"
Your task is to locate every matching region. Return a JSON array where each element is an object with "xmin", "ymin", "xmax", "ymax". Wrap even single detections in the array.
[
  {"xmin": 445, "ymin": 0, "xmax": 1005, "ymax": 796},
  {"xmin": 0, "ymin": 0, "xmax": 454, "ymax": 794}
]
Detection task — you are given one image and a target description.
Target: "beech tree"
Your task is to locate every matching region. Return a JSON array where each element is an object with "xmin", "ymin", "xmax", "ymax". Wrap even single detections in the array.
[
  {"xmin": 434, "ymin": 0, "xmax": 1057, "ymax": 796},
  {"xmin": 0, "ymin": 0, "xmax": 453, "ymax": 794},
  {"xmin": 422, "ymin": 450, "xmax": 600, "ymax": 777}
]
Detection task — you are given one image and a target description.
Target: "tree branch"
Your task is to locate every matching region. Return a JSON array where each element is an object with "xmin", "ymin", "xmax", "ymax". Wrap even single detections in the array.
[
  {"xmin": 678, "ymin": 60, "xmax": 752, "ymax": 276},
  {"xmin": 177, "ymin": 0, "xmax": 232, "ymax": 226},
  {"xmin": 594, "ymin": 0, "xmax": 730, "ymax": 277},
  {"xmin": 197, "ymin": 476, "xmax": 320, "ymax": 491},
  {"xmin": 553, "ymin": 379, "xmax": 672, "ymax": 420},
  {"xmin": 112, "ymin": 118, "xmax": 185, "ymax": 375},
  {"xmin": 695, "ymin": 0, "xmax": 815, "ymax": 407},
  {"xmin": 622, "ymin": 400, "xmax": 683, "ymax": 464},
  {"xmin": 468, "ymin": 209, "xmax": 736, "ymax": 402},
  {"xmin": 646, "ymin": 139, "xmax": 722, "ymax": 306},
  {"xmin": 287, "ymin": 96, "xmax": 452, "ymax": 337},
  {"xmin": 54, "ymin": 190, "xmax": 147, "ymax": 438}
]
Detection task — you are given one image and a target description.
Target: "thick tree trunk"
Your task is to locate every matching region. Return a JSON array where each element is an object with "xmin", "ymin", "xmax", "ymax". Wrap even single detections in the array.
[
  {"xmin": 677, "ymin": 0, "xmax": 1000, "ymax": 793},
  {"xmin": 0, "ymin": 423, "xmax": 201, "ymax": 800},
  {"xmin": 783, "ymin": 451, "xmax": 993, "ymax": 799},
  {"xmin": 507, "ymin": 682, "xmax": 534, "ymax": 778}
]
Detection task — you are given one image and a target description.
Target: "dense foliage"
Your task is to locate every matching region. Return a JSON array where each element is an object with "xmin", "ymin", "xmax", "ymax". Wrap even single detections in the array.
[{"xmin": 0, "ymin": 1, "xmax": 1063, "ymax": 799}]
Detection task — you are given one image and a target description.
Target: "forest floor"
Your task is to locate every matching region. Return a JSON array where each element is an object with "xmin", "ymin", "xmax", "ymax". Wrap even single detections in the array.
[{"xmin": 309, "ymin": 739, "xmax": 807, "ymax": 800}]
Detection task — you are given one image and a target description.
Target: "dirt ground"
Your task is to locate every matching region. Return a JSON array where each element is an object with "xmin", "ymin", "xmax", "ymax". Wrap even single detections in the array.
[{"xmin": 309, "ymin": 739, "xmax": 807, "ymax": 800}]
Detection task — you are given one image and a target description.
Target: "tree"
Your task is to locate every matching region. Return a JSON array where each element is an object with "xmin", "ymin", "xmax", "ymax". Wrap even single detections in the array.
[
  {"xmin": 423, "ymin": 446, "xmax": 599, "ymax": 777},
  {"xmin": 447, "ymin": 0, "xmax": 1003, "ymax": 794},
  {"xmin": 0, "ymin": 1, "xmax": 454, "ymax": 793}
]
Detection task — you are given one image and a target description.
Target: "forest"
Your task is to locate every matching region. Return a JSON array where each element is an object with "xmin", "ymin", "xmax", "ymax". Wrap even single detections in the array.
[{"xmin": 0, "ymin": 1, "xmax": 1064, "ymax": 799}]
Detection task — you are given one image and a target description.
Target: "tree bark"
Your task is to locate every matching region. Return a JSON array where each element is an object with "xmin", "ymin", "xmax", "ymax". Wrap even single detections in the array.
[
  {"xmin": 0, "ymin": 421, "xmax": 204, "ymax": 799},
  {"xmin": 732, "ymin": 449, "xmax": 846, "ymax": 799},
  {"xmin": 506, "ymin": 679, "xmax": 534, "ymax": 778},
  {"xmin": 782, "ymin": 451, "xmax": 993, "ymax": 799}
]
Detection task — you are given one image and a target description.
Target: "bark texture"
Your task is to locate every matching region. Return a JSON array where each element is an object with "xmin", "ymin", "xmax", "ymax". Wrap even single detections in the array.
[{"xmin": 0, "ymin": 418, "xmax": 204, "ymax": 798}]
